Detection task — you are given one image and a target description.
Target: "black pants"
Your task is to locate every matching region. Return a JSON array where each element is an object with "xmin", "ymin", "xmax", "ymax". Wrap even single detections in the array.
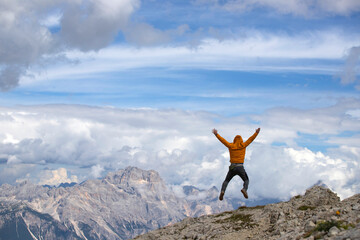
[{"xmin": 221, "ymin": 164, "xmax": 249, "ymax": 193}]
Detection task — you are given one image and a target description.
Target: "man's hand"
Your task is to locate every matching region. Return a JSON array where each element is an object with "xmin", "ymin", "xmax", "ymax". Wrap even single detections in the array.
[
  {"xmin": 256, "ymin": 128, "xmax": 260, "ymax": 133},
  {"xmin": 212, "ymin": 128, "xmax": 218, "ymax": 135}
]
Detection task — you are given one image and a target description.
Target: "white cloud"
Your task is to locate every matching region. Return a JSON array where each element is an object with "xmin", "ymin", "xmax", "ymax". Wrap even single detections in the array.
[
  {"xmin": 2, "ymin": 0, "xmax": 359, "ymax": 91},
  {"xmin": 38, "ymin": 167, "xmax": 78, "ymax": 186},
  {"xmin": 246, "ymin": 145, "xmax": 358, "ymax": 200},
  {"xmin": 0, "ymin": 0, "xmax": 140, "ymax": 91},
  {"xmin": 317, "ymin": 0, "xmax": 360, "ymax": 16},
  {"xmin": 59, "ymin": 0, "xmax": 140, "ymax": 51},
  {"xmin": 219, "ymin": 0, "xmax": 360, "ymax": 17},
  {"xmin": 39, "ymin": 11, "xmax": 62, "ymax": 28},
  {"xmin": 123, "ymin": 23, "xmax": 189, "ymax": 46},
  {"xmin": 0, "ymin": 163, "xmax": 36, "ymax": 184},
  {"xmin": 171, "ymin": 185, "xmax": 186, "ymax": 198},
  {"xmin": 258, "ymin": 98, "xmax": 360, "ymax": 140},
  {"xmin": 3, "ymin": 134, "xmax": 19, "ymax": 144},
  {"xmin": 91, "ymin": 164, "xmax": 104, "ymax": 178},
  {"xmin": 7, "ymin": 155, "xmax": 21, "ymax": 164},
  {"xmin": 21, "ymin": 29, "xmax": 359, "ymax": 86},
  {"xmin": 0, "ymin": 101, "xmax": 359, "ymax": 199},
  {"xmin": 0, "ymin": 0, "xmax": 192, "ymax": 91},
  {"xmin": 346, "ymin": 109, "xmax": 360, "ymax": 119},
  {"xmin": 1, "ymin": 0, "xmax": 360, "ymax": 91},
  {"xmin": 338, "ymin": 46, "xmax": 360, "ymax": 88},
  {"xmin": 0, "ymin": 1, "xmax": 56, "ymax": 90}
]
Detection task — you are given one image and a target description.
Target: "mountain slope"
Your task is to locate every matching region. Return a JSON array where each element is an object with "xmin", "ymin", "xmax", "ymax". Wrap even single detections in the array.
[
  {"xmin": 0, "ymin": 201, "xmax": 81, "ymax": 240},
  {"xmin": 134, "ymin": 186, "xmax": 360, "ymax": 240}
]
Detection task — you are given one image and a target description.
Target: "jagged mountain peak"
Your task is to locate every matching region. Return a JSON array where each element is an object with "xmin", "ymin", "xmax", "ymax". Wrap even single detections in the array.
[
  {"xmin": 288, "ymin": 185, "xmax": 341, "ymax": 208},
  {"xmin": 183, "ymin": 185, "xmax": 201, "ymax": 196},
  {"xmin": 104, "ymin": 166, "xmax": 162, "ymax": 186},
  {"xmin": 304, "ymin": 185, "xmax": 340, "ymax": 201},
  {"xmin": 312, "ymin": 180, "xmax": 329, "ymax": 188},
  {"xmin": 207, "ymin": 186, "xmax": 219, "ymax": 197}
]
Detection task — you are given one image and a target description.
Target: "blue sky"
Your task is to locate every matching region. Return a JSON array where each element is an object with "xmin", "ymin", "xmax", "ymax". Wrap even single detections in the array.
[{"xmin": 0, "ymin": 0, "xmax": 360, "ymax": 201}]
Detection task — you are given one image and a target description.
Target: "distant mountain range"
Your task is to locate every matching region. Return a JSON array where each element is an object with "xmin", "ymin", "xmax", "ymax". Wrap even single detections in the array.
[{"xmin": 0, "ymin": 166, "xmax": 235, "ymax": 240}]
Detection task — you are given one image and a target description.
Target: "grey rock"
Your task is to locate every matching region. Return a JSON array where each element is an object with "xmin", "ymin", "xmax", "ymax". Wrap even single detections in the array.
[
  {"xmin": 328, "ymin": 226, "xmax": 340, "ymax": 236},
  {"xmin": 305, "ymin": 220, "xmax": 316, "ymax": 232},
  {"xmin": 333, "ymin": 224, "xmax": 360, "ymax": 240},
  {"xmin": 352, "ymin": 204, "xmax": 359, "ymax": 211}
]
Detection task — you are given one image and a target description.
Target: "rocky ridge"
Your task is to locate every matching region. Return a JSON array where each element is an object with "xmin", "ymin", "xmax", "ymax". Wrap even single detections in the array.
[
  {"xmin": 134, "ymin": 186, "xmax": 360, "ymax": 240},
  {"xmin": 0, "ymin": 167, "xmax": 234, "ymax": 240}
]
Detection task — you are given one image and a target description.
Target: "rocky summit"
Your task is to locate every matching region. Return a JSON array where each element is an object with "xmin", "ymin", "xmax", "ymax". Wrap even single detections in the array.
[
  {"xmin": 0, "ymin": 167, "xmax": 233, "ymax": 240},
  {"xmin": 134, "ymin": 186, "xmax": 360, "ymax": 240}
]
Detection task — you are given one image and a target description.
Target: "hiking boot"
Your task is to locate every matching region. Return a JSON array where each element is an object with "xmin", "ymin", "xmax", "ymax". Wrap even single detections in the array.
[
  {"xmin": 241, "ymin": 188, "xmax": 248, "ymax": 199},
  {"xmin": 219, "ymin": 191, "xmax": 225, "ymax": 201}
]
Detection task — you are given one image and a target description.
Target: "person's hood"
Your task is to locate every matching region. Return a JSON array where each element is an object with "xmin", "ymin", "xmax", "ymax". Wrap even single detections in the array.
[{"xmin": 233, "ymin": 135, "xmax": 244, "ymax": 148}]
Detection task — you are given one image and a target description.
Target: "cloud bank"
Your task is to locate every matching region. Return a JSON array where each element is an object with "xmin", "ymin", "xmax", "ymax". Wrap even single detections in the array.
[
  {"xmin": 38, "ymin": 168, "xmax": 78, "ymax": 186},
  {"xmin": 0, "ymin": 101, "xmax": 359, "ymax": 200}
]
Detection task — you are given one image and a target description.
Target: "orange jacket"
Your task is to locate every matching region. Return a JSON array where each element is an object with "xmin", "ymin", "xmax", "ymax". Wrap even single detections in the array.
[{"xmin": 215, "ymin": 131, "xmax": 258, "ymax": 163}]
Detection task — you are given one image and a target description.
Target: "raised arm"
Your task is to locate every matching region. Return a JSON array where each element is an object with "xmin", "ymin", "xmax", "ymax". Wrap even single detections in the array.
[
  {"xmin": 212, "ymin": 128, "xmax": 231, "ymax": 148},
  {"xmin": 243, "ymin": 128, "xmax": 260, "ymax": 147}
]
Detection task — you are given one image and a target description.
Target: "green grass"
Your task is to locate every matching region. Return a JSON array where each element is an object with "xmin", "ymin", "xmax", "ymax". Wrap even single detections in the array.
[
  {"xmin": 215, "ymin": 211, "xmax": 233, "ymax": 218},
  {"xmin": 238, "ymin": 205, "xmax": 265, "ymax": 211},
  {"xmin": 215, "ymin": 213, "xmax": 258, "ymax": 230},
  {"xmin": 228, "ymin": 213, "xmax": 252, "ymax": 222},
  {"xmin": 315, "ymin": 220, "xmax": 340, "ymax": 232}
]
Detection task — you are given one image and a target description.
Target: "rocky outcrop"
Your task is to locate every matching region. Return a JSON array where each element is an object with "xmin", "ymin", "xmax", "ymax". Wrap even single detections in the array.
[
  {"xmin": 134, "ymin": 186, "xmax": 360, "ymax": 240},
  {"xmin": 0, "ymin": 167, "xmax": 234, "ymax": 240}
]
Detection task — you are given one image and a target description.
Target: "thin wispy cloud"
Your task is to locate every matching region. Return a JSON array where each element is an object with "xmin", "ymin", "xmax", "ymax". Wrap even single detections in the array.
[
  {"xmin": 211, "ymin": 0, "xmax": 360, "ymax": 17},
  {"xmin": 21, "ymin": 29, "xmax": 358, "ymax": 87}
]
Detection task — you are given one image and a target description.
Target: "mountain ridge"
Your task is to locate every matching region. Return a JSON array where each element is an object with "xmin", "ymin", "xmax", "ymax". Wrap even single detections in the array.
[{"xmin": 134, "ymin": 185, "xmax": 360, "ymax": 240}]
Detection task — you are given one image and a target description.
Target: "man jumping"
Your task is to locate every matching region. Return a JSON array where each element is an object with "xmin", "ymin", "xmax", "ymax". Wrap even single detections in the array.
[{"xmin": 212, "ymin": 128, "xmax": 260, "ymax": 200}]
